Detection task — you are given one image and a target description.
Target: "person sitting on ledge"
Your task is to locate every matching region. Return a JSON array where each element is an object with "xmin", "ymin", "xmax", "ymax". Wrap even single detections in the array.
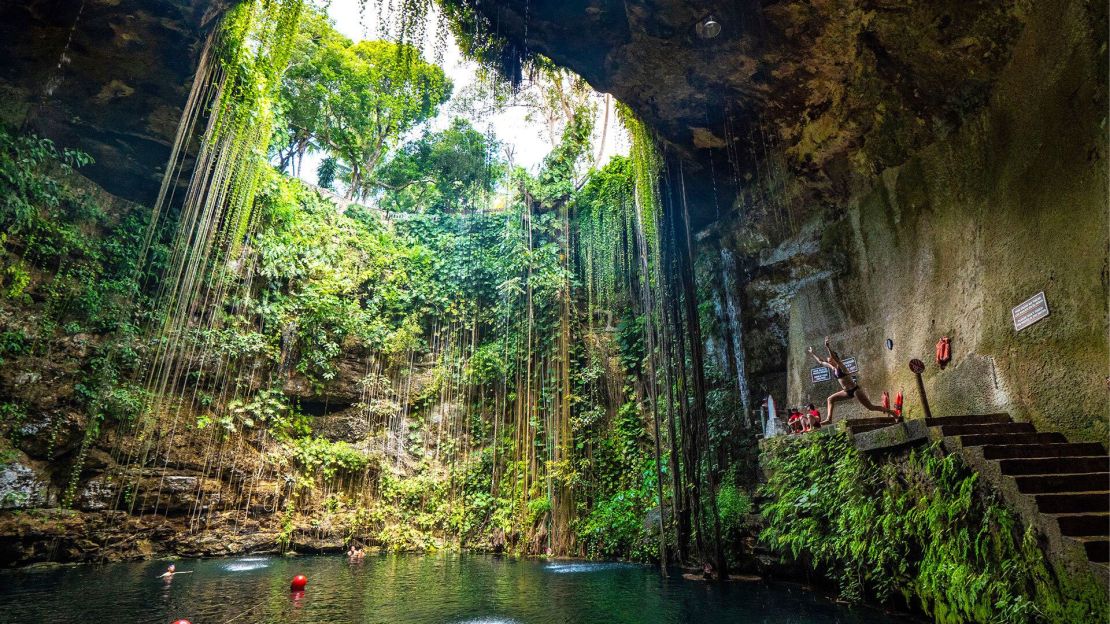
[
  {"xmin": 788, "ymin": 408, "xmax": 804, "ymax": 434},
  {"xmin": 806, "ymin": 403, "xmax": 822, "ymax": 430},
  {"xmin": 808, "ymin": 336, "xmax": 897, "ymax": 424}
]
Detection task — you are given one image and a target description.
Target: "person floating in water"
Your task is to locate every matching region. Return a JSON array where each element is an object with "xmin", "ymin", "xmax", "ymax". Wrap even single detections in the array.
[
  {"xmin": 158, "ymin": 564, "xmax": 176, "ymax": 579},
  {"xmin": 808, "ymin": 336, "xmax": 897, "ymax": 424}
]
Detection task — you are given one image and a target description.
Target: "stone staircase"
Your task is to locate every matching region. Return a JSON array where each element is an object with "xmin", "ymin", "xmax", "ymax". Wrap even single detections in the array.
[
  {"xmin": 843, "ymin": 416, "xmax": 903, "ymax": 436},
  {"xmin": 843, "ymin": 413, "xmax": 1109, "ymax": 581}
]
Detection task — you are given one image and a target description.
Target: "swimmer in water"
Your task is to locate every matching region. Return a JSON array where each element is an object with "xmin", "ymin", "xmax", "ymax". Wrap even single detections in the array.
[
  {"xmin": 158, "ymin": 564, "xmax": 176, "ymax": 579},
  {"xmin": 348, "ymin": 544, "xmax": 365, "ymax": 561}
]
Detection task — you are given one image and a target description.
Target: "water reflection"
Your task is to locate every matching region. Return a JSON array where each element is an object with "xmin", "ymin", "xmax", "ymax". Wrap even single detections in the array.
[
  {"xmin": 543, "ymin": 562, "xmax": 637, "ymax": 574},
  {"xmin": 0, "ymin": 553, "xmax": 917, "ymax": 624},
  {"xmin": 224, "ymin": 558, "xmax": 271, "ymax": 572}
]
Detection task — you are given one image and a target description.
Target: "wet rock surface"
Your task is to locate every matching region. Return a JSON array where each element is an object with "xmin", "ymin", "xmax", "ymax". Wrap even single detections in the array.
[
  {"xmin": 465, "ymin": 0, "xmax": 1024, "ymax": 227},
  {"xmin": 0, "ymin": 0, "xmax": 222, "ymax": 204}
]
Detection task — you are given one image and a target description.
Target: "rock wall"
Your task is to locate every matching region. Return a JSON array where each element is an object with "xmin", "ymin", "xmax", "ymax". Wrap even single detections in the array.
[
  {"xmin": 0, "ymin": 0, "xmax": 221, "ymax": 204},
  {"xmin": 750, "ymin": 0, "xmax": 1108, "ymax": 441},
  {"xmin": 460, "ymin": 0, "xmax": 1105, "ymax": 443}
]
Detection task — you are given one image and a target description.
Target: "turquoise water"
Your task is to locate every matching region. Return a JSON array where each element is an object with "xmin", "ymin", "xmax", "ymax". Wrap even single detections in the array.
[{"xmin": 0, "ymin": 554, "xmax": 914, "ymax": 623}]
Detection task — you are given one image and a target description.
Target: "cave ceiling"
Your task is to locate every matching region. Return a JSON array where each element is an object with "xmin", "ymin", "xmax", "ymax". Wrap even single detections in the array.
[
  {"xmin": 462, "ymin": 0, "xmax": 1024, "ymax": 229},
  {"xmin": 0, "ymin": 0, "xmax": 1023, "ymax": 227}
]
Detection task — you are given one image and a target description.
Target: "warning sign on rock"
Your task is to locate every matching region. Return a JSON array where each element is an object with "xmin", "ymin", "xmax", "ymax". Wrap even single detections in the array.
[
  {"xmin": 811, "ymin": 356, "xmax": 858, "ymax": 384},
  {"xmin": 811, "ymin": 366, "xmax": 831, "ymax": 383},
  {"xmin": 1012, "ymin": 291, "xmax": 1050, "ymax": 332}
]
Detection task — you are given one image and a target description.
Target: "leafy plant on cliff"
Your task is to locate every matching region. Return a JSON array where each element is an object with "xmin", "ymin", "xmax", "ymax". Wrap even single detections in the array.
[{"xmin": 759, "ymin": 432, "xmax": 1108, "ymax": 623}]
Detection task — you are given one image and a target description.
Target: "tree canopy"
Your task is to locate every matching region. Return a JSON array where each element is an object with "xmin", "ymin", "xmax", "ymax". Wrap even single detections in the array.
[
  {"xmin": 274, "ymin": 10, "xmax": 452, "ymax": 198},
  {"xmin": 375, "ymin": 118, "xmax": 504, "ymax": 213}
]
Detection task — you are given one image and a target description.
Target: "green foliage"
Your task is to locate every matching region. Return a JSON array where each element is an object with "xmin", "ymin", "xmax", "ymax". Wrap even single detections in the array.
[
  {"xmin": 290, "ymin": 436, "xmax": 371, "ymax": 480},
  {"xmin": 211, "ymin": 388, "xmax": 310, "ymax": 440},
  {"xmin": 374, "ymin": 467, "xmax": 450, "ymax": 551},
  {"xmin": 275, "ymin": 10, "xmax": 452, "ymax": 198},
  {"xmin": 0, "ymin": 7, "xmax": 668, "ymax": 567},
  {"xmin": 0, "ymin": 125, "xmax": 152, "ymax": 334},
  {"xmin": 0, "ymin": 330, "xmax": 29, "ymax": 365},
  {"xmin": 577, "ymin": 486, "xmax": 654, "ymax": 560},
  {"xmin": 573, "ymin": 156, "xmax": 636, "ymax": 313},
  {"xmin": 0, "ymin": 402, "xmax": 29, "ymax": 447},
  {"xmin": 252, "ymin": 171, "xmax": 449, "ymax": 378},
  {"xmin": 716, "ymin": 472, "xmax": 752, "ymax": 539},
  {"xmin": 616, "ymin": 315, "xmax": 645, "ymax": 376},
  {"xmin": 376, "ymin": 118, "xmax": 503, "ymax": 213},
  {"xmin": 0, "ymin": 127, "xmax": 92, "ymax": 235},
  {"xmin": 759, "ymin": 432, "xmax": 1108, "ymax": 623}
]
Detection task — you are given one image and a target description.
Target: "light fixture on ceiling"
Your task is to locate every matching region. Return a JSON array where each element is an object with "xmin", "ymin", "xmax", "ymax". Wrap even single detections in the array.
[{"xmin": 696, "ymin": 15, "xmax": 722, "ymax": 40}]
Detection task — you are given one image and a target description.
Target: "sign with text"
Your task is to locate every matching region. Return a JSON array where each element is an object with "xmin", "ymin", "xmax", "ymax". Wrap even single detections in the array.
[
  {"xmin": 811, "ymin": 355, "xmax": 859, "ymax": 384},
  {"xmin": 1012, "ymin": 291, "xmax": 1050, "ymax": 331},
  {"xmin": 810, "ymin": 366, "xmax": 831, "ymax": 383}
]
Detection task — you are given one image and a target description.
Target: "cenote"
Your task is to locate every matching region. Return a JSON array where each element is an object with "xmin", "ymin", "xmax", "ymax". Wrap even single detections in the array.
[
  {"xmin": 0, "ymin": 0, "xmax": 1106, "ymax": 622},
  {"xmin": 0, "ymin": 554, "xmax": 914, "ymax": 624}
]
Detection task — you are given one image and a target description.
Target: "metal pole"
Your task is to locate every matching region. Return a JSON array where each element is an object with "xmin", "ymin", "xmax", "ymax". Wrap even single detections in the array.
[{"xmin": 909, "ymin": 359, "xmax": 932, "ymax": 419}]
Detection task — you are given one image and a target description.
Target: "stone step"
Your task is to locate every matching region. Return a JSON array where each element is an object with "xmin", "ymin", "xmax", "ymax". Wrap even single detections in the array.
[
  {"xmin": 998, "ymin": 456, "xmax": 1110, "ymax": 476},
  {"xmin": 844, "ymin": 417, "xmax": 896, "ymax": 427},
  {"xmin": 960, "ymin": 432, "xmax": 1067, "ymax": 447},
  {"xmin": 924, "ymin": 413, "xmax": 1012, "ymax": 427},
  {"xmin": 939, "ymin": 422, "xmax": 1036, "ymax": 436},
  {"xmin": 1054, "ymin": 513, "xmax": 1110, "ymax": 537},
  {"xmin": 1079, "ymin": 537, "xmax": 1110, "ymax": 563},
  {"xmin": 981, "ymin": 442, "xmax": 1108, "ymax": 460},
  {"xmin": 1015, "ymin": 473, "xmax": 1110, "ymax": 495},
  {"xmin": 847, "ymin": 422, "xmax": 896, "ymax": 434},
  {"xmin": 1036, "ymin": 492, "xmax": 1110, "ymax": 514}
]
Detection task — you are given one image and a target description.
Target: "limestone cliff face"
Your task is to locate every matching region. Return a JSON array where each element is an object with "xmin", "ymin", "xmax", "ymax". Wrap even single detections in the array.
[
  {"xmin": 465, "ymin": 0, "xmax": 1107, "ymax": 440},
  {"xmin": 0, "ymin": 0, "xmax": 223, "ymax": 204},
  {"xmin": 715, "ymin": 0, "xmax": 1106, "ymax": 441}
]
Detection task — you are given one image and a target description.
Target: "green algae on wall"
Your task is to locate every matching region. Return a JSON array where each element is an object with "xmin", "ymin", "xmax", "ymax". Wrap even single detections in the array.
[{"xmin": 783, "ymin": 0, "xmax": 1108, "ymax": 442}]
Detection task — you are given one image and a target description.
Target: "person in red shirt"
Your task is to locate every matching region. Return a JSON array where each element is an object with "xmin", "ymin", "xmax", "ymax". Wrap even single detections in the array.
[
  {"xmin": 788, "ymin": 408, "xmax": 804, "ymax": 434},
  {"xmin": 806, "ymin": 403, "xmax": 822, "ymax": 430}
]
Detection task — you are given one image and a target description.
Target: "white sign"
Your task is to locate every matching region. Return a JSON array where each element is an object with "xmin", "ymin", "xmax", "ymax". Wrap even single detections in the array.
[
  {"xmin": 812, "ymin": 356, "xmax": 858, "ymax": 383},
  {"xmin": 1012, "ymin": 291, "xmax": 1050, "ymax": 331}
]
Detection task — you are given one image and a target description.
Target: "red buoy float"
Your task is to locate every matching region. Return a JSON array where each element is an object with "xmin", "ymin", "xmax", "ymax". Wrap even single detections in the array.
[
  {"xmin": 171, "ymin": 620, "xmax": 192, "ymax": 624},
  {"xmin": 291, "ymin": 574, "xmax": 308, "ymax": 591}
]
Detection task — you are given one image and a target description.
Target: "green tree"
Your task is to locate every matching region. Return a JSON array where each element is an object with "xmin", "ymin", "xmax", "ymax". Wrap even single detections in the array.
[
  {"xmin": 275, "ymin": 14, "xmax": 452, "ymax": 199},
  {"xmin": 272, "ymin": 8, "xmax": 348, "ymax": 176},
  {"xmin": 376, "ymin": 118, "xmax": 504, "ymax": 213}
]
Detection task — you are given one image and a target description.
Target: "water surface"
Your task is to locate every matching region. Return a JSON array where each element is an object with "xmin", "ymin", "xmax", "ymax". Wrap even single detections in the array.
[{"xmin": 0, "ymin": 553, "xmax": 915, "ymax": 623}]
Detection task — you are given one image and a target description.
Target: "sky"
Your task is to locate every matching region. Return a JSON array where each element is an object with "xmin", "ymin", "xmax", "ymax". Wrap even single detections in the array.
[{"xmin": 294, "ymin": 0, "xmax": 626, "ymax": 184}]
